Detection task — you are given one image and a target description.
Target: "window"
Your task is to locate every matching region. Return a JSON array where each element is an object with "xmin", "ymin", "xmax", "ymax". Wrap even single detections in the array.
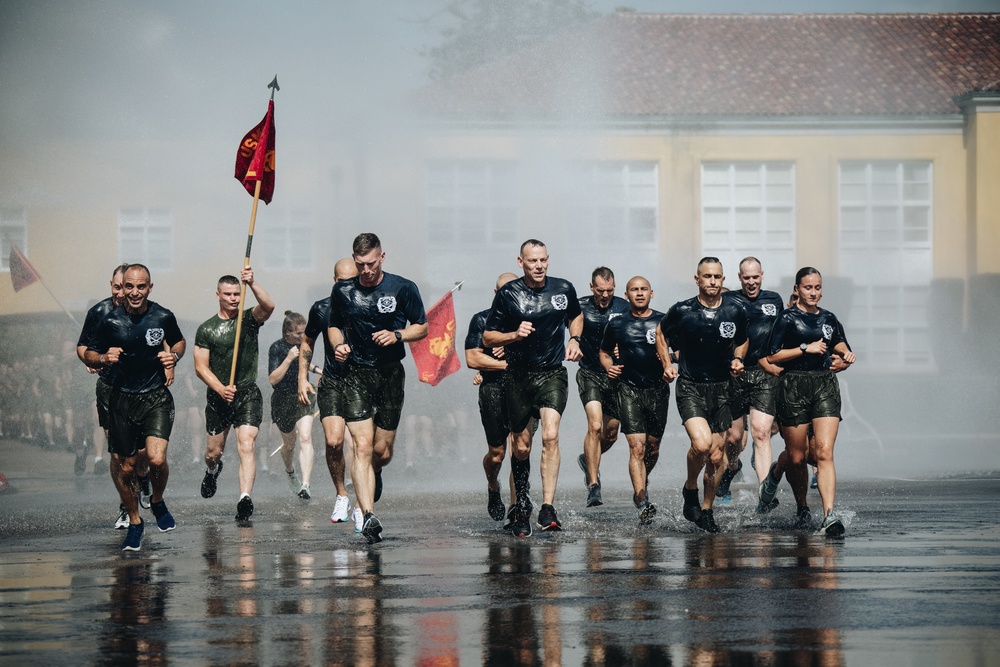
[
  {"xmin": 701, "ymin": 162, "xmax": 796, "ymax": 281},
  {"xmin": 119, "ymin": 208, "xmax": 173, "ymax": 270},
  {"xmin": 569, "ymin": 162, "xmax": 658, "ymax": 247},
  {"xmin": 256, "ymin": 209, "xmax": 315, "ymax": 271},
  {"xmin": 838, "ymin": 161, "xmax": 933, "ymax": 367},
  {"xmin": 1, "ymin": 208, "xmax": 27, "ymax": 272},
  {"xmin": 425, "ymin": 161, "xmax": 518, "ymax": 246}
]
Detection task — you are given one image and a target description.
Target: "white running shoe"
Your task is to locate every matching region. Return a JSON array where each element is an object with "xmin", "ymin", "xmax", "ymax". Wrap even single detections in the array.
[
  {"xmin": 286, "ymin": 470, "xmax": 301, "ymax": 496},
  {"xmin": 115, "ymin": 505, "xmax": 129, "ymax": 529},
  {"xmin": 330, "ymin": 495, "xmax": 352, "ymax": 523},
  {"xmin": 352, "ymin": 507, "xmax": 364, "ymax": 533}
]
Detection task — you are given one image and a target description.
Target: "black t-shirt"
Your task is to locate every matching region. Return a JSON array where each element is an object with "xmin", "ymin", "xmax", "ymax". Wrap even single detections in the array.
[
  {"xmin": 600, "ymin": 309, "xmax": 665, "ymax": 388},
  {"xmin": 78, "ymin": 296, "xmax": 118, "ymax": 383},
  {"xmin": 768, "ymin": 307, "xmax": 851, "ymax": 372},
  {"xmin": 328, "ymin": 272, "xmax": 427, "ymax": 368},
  {"xmin": 465, "ymin": 309, "xmax": 504, "ymax": 383},
  {"xmin": 268, "ymin": 339, "xmax": 299, "ymax": 394},
  {"xmin": 725, "ymin": 289, "xmax": 785, "ymax": 365},
  {"xmin": 660, "ymin": 296, "xmax": 748, "ymax": 382},
  {"xmin": 484, "ymin": 276, "xmax": 582, "ymax": 370},
  {"xmin": 305, "ymin": 297, "xmax": 346, "ymax": 379},
  {"xmin": 89, "ymin": 301, "xmax": 184, "ymax": 394},
  {"xmin": 579, "ymin": 295, "xmax": 630, "ymax": 372}
]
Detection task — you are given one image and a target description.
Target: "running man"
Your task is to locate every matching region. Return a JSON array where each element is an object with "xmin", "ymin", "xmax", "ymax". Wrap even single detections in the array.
[
  {"xmin": 482, "ymin": 239, "xmax": 583, "ymax": 536},
  {"xmin": 717, "ymin": 257, "xmax": 787, "ymax": 506},
  {"xmin": 326, "ymin": 233, "xmax": 428, "ymax": 544},
  {"xmin": 298, "ymin": 258, "xmax": 360, "ymax": 530},
  {"xmin": 195, "ymin": 267, "xmax": 275, "ymax": 522},
  {"xmin": 465, "ymin": 272, "xmax": 518, "ymax": 524},
  {"xmin": 599, "ymin": 276, "xmax": 668, "ymax": 525},
  {"xmin": 84, "ymin": 263, "xmax": 185, "ymax": 551},
  {"xmin": 576, "ymin": 266, "xmax": 630, "ymax": 508},
  {"xmin": 656, "ymin": 257, "xmax": 748, "ymax": 533}
]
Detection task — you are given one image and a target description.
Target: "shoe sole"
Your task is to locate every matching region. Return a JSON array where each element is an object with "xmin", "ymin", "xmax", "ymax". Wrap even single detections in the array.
[
  {"xmin": 586, "ymin": 497, "xmax": 603, "ymax": 507},
  {"xmin": 539, "ymin": 522, "xmax": 562, "ymax": 531},
  {"xmin": 121, "ymin": 544, "xmax": 142, "ymax": 552},
  {"xmin": 158, "ymin": 524, "xmax": 176, "ymax": 533},
  {"xmin": 820, "ymin": 520, "xmax": 845, "ymax": 537},
  {"xmin": 363, "ymin": 523, "xmax": 383, "ymax": 544},
  {"xmin": 331, "ymin": 516, "xmax": 351, "ymax": 523}
]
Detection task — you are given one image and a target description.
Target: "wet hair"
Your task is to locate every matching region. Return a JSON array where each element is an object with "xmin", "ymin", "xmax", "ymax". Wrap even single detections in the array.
[
  {"xmin": 794, "ymin": 266, "xmax": 822, "ymax": 286},
  {"xmin": 282, "ymin": 310, "xmax": 306, "ymax": 335},
  {"xmin": 520, "ymin": 239, "xmax": 546, "ymax": 255},
  {"xmin": 788, "ymin": 292, "xmax": 798, "ymax": 307},
  {"xmin": 591, "ymin": 266, "xmax": 614, "ymax": 283},
  {"xmin": 112, "ymin": 263, "xmax": 130, "ymax": 279},
  {"xmin": 123, "ymin": 263, "xmax": 151, "ymax": 282},
  {"xmin": 738, "ymin": 256, "xmax": 762, "ymax": 274},
  {"xmin": 217, "ymin": 274, "xmax": 240, "ymax": 288},
  {"xmin": 697, "ymin": 256, "xmax": 723, "ymax": 270},
  {"xmin": 353, "ymin": 232, "xmax": 381, "ymax": 256}
]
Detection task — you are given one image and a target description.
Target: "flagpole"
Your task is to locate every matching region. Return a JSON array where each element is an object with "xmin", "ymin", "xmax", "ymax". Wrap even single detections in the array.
[
  {"xmin": 227, "ymin": 179, "xmax": 262, "ymax": 386},
  {"xmin": 451, "ymin": 281, "xmax": 464, "ymax": 293},
  {"xmin": 39, "ymin": 279, "xmax": 81, "ymax": 327}
]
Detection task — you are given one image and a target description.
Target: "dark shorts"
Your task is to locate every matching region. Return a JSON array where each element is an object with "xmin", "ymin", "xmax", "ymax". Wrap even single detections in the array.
[
  {"xmin": 478, "ymin": 377, "xmax": 510, "ymax": 447},
  {"xmin": 776, "ymin": 371, "xmax": 842, "ymax": 427},
  {"xmin": 342, "ymin": 362, "xmax": 405, "ymax": 431},
  {"xmin": 316, "ymin": 373, "xmax": 350, "ymax": 421},
  {"xmin": 675, "ymin": 376, "xmax": 732, "ymax": 434},
  {"xmin": 576, "ymin": 367, "xmax": 620, "ymax": 421},
  {"xmin": 96, "ymin": 377, "xmax": 113, "ymax": 428},
  {"xmin": 205, "ymin": 385, "xmax": 263, "ymax": 435},
  {"xmin": 107, "ymin": 386, "xmax": 174, "ymax": 457},
  {"xmin": 618, "ymin": 382, "xmax": 670, "ymax": 438},
  {"xmin": 271, "ymin": 389, "xmax": 315, "ymax": 433},
  {"xmin": 729, "ymin": 366, "xmax": 779, "ymax": 418},
  {"xmin": 506, "ymin": 366, "xmax": 568, "ymax": 434}
]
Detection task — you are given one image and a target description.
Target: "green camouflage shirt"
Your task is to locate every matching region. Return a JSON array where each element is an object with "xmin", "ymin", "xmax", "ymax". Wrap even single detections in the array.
[{"xmin": 195, "ymin": 307, "xmax": 262, "ymax": 389}]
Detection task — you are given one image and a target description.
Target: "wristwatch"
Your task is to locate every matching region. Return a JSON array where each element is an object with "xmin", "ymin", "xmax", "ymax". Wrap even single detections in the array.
[
  {"xmin": 799, "ymin": 343, "xmax": 808, "ymax": 353},
  {"xmin": 394, "ymin": 331, "xmax": 402, "ymax": 343}
]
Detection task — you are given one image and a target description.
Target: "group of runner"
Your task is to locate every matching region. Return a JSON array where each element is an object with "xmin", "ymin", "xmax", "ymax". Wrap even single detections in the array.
[
  {"xmin": 466, "ymin": 242, "xmax": 856, "ymax": 539},
  {"xmin": 76, "ymin": 234, "xmax": 854, "ymax": 552}
]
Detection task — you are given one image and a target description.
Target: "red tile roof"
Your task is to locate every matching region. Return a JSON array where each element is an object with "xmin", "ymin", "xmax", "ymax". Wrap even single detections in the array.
[{"xmin": 413, "ymin": 13, "xmax": 1000, "ymax": 120}]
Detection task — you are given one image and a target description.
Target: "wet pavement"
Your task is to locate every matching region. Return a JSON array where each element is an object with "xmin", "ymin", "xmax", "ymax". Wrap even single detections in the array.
[{"xmin": 2, "ymin": 438, "xmax": 1000, "ymax": 665}]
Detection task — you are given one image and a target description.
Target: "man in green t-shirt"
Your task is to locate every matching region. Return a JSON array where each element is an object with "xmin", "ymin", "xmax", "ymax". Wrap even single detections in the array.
[{"xmin": 194, "ymin": 266, "xmax": 275, "ymax": 522}]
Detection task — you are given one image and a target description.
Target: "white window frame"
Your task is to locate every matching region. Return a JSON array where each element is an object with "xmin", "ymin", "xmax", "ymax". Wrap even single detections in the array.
[
  {"xmin": 1, "ymin": 208, "xmax": 28, "ymax": 272},
  {"xmin": 425, "ymin": 161, "xmax": 518, "ymax": 246},
  {"xmin": 569, "ymin": 162, "xmax": 659, "ymax": 248},
  {"xmin": 118, "ymin": 208, "xmax": 173, "ymax": 270},
  {"xmin": 255, "ymin": 209, "xmax": 315, "ymax": 272}
]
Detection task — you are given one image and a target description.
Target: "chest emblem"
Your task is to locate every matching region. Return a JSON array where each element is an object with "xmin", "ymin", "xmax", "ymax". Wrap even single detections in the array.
[
  {"xmin": 145, "ymin": 328, "xmax": 165, "ymax": 346},
  {"xmin": 719, "ymin": 321, "xmax": 736, "ymax": 339},
  {"xmin": 761, "ymin": 304, "xmax": 777, "ymax": 316},
  {"xmin": 551, "ymin": 294, "xmax": 568, "ymax": 310},
  {"xmin": 377, "ymin": 296, "xmax": 397, "ymax": 314},
  {"xmin": 822, "ymin": 324, "xmax": 833, "ymax": 340},
  {"xmin": 645, "ymin": 328, "xmax": 657, "ymax": 345}
]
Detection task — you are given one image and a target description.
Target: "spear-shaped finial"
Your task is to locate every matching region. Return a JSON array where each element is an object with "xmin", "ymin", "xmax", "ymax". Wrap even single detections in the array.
[{"xmin": 268, "ymin": 75, "xmax": 279, "ymax": 99}]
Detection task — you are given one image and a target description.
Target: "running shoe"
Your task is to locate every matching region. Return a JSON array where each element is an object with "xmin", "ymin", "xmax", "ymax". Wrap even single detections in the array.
[
  {"xmin": 138, "ymin": 475, "xmax": 152, "ymax": 509},
  {"xmin": 536, "ymin": 503, "xmax": 562, "ymax": 531},
  {"xmin": 298, "ymin": 484, "xmax": 311, "ymax": 500},
  {"xmin": 487, "ymin": 489, "xmax": 505, "ymax": 521},
  {"xmin": 682, "ymin": 486, "xmax": 702, "ymax": 523},
  {"xmin": 362, "ymin": 512, "xmax": 383, "ymax": 544},
  {"xmin": 286, "ymin": 470, "xmax": 301, "ymax": 496},
  {"xmin": 586, "ymin": 483, "xmax": 603, "ymax": 508},
  {"xmin": 577, "ymin": 453, "xmax": 599, "ymax": 488},
  {"xmin": 93, "ymin": 458, "xmax": 107, "ymax": 476},
  {"xmin": 120, "ymin": 520, "xmax": 144, "ymax": 551},
  {"xmin": 757, "ymin": 462, "xmax": 780, "ymax": 507},
  {"xmin": 352, "ymin": 507, "xmax": 364, "ymax": 533},
  {"xmin": 502, "ymin": 505, "xmax": 517, "ymax": 532},
  {"xmin": 810, "ymin": 471, "xmax": 819, "ymax": 489},
  {"xmin": 115, "ymin": 504, "xmax": 129, "ymax": 530},
  {"xmin": 695, "ymin": 508, "xmax": 721, "ymax": 533},
  {"xmin": 330, "ymin": 495, "xmax": 352, "ymax": 523},
  {"xmin": 510, "ymin": 508, "xmax": 533, "ymax": 538},
  {"xmin": 637, "ymin": 499, "xmax": 657, "ymax": 525},
  {"xmin": 756, "ymin": 497, "xmax": 779, "ymax": 514},
  {"xmin": 794, "ymin": 505, "xmax": 813, "ymax": 530},
  {"xmin": 235, "ymin": 495, "xmax": 254, "ymax": 522},
  {"xmin": 200, "ymin": 461, "xmax": 223, "ymax": 499},
  {"xmin": 151, "ymin": 500, "xmax": 175, "ymax": 532},
  {"xmin": 373, "ymin": 470, "xmax": 383, "ymax": 503},
  {"xmin": 715, "ymin": 459, "xmax": 742, "ymax": 498},
  {"xmin": 818, "ymin": 511, "xmax": 845, "ymax": 537}
]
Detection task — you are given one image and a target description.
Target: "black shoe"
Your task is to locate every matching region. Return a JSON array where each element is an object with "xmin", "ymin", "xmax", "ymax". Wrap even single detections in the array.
[
  {"xmin": 682, "ymin": 487, "xmax": 702, "ymax": 523},
  {"xmin": 794, "ymin": 505, "xmax": 813, "ymax": 530},
  {"xmin": 637, "ymin": 499, "xmax": 657, "ymax": 525},
  {"xmin": 93, "ymin": 458, "xmax": 107, "ymax": 476},
  {"xmin": 487, "ymin": 489, "xmax": 505, "ymax": 521},
  {"xmin": 201, "ymin": 461, "xmax": 223, "ymax": 499},
  {"xmin": 510, "ymin": 507, "xmax": 533, "ymax": 538},
  {"xmin": 235, "ymin": 495, "xmax": 254, "ymax": 522},
  {"xmin": 586, "ymin": 483, "xmax": 603, "ymax": 507},
  {"xmin": 695, "ymin": 508, "xmax": 721, "ymax": 533},
  {"xmin": 536, "ymin": 503, "xmax": 562, "ymax": 531},
  {"xmin": 502, "ymin": 505, "xmax": 518, "ymax": 532},
  {"xmin": 716, "ymin": 459, "xmax": 742, "ymax": 498},
  {"xmin": 818, "ymin": 511, "xmax": 845, "ymax": 537},
  {"xmin": 756, "ymin": 497, "xmax": 780, "ymax": 514},
  {"xmin": 373, "ymin": 470, "xmax": 383, "ymax": 503},
  {"xmin": 577, "ymin": 453, "xmax": 599, "ymax": 489},
  {"xmin": 362, "ymin": 512, "xmax": 383, "ymax": 544},
  {"xmin": 297, "ymin": 485, "xmax": 311, "ymax": 500}
]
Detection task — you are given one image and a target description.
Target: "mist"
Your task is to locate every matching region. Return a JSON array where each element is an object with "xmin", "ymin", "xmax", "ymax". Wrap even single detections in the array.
[{"xmin": 1, "ymin": 0, "xmax": 998, "ymax": 508}]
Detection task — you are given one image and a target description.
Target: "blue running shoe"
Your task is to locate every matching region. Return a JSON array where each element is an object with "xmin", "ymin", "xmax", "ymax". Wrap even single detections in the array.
[
  {"xmin": 120, "ymin": 520, "xmax": 144, "ymax": 551},
  {"xmin": 151, "ymin": 500, "xmax": 175, "ymax": 532}
]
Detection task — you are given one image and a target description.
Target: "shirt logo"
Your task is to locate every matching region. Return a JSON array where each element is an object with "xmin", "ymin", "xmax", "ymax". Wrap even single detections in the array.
[
  {"xmin": 607, "ymin": 312, "xmax": 621, "ymax": 321},
  {"xmin": 377, "ymin": 296, "xmax": 397, "ymax": 314},
  {"xmin": 822, "ymin": 324, "xmax": 833, "ymax": 340},
  {"xmin": 145, "ymin": 328, "xmax": 165, "ymax": 346},
  {"xmin": 645, "ymin": 328, "xmax": 656, "ymax": 345},
  {"xmin": 551, "ymin": 294, "xmax": 568, "ymax": 310},
  {"xmin": 762, "ymin": 304, "xmax": 777, "ymax": 316},
  {"xmin": 719, "ymin": 321, "xmax": 736, "ymax": 339}
]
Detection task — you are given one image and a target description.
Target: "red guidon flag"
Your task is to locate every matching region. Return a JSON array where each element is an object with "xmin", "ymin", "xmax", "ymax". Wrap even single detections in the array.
[
  {"xmin": 234, "ymin": 99, "xmax": 276, "ymax": 204},
  {"xmin": 9, "ymin": 244, "xmax": 41, "ymax": 292},
  {"xmin": 410, "ymin": 291, "xmax": 461, "ymax": 386}
]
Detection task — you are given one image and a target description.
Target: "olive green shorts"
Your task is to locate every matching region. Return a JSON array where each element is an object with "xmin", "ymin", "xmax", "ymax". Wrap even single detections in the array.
[
  {"xmin": 506, "ymin": 366, "xmax": 568, "ymax": 434},
  {"xmin": 205, "ymin": 385, "xmax": 263, "ymax": 435},
  {"xmin": 316, "ymin": 373, "xmax": 349, "ymax": 421},
  {"xmin": 617, "ymin": 382, "xmax": 670, "ymax": 437},
  {"xmin": 675, "ymin": 376, "xmax": 732, "ymax": 434},
  {"xmin": 342, "ymin": 362, "xmax": 405, "ymax": 431},
  {"xmin": 107, "ymin": 386, "xmax": 174, "ymax": 457},
  {"xmin": 576, "ymin": 367, "xmax": 620, "ymax": 420},
  {"xmin": 729, "ymin": 366, "xmax": 779, "ymax": 418},
  {"xmin": 478, "ymin": 377, "xmax": 510, "ymax": 447},
  {"xmin": 271, "ymin": 389, "xmax": 315, "ymax": 433},
  {"xmin": 776, "ymin": 370, "xmax": 842, "ymax": 427},
  {"xmin": 96, "ymin": 377, "xmax": 113, "ymax": 428}
]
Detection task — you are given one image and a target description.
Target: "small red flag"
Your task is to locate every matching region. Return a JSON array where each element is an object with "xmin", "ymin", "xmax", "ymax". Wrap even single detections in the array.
[
  {"xmin": 9, "ymin": 244, "xmax": 41, "ymax": 292},
  {"xmin": 409, "ymin": 291, "xmax": 462, "ymax": 386},
  {"xmin": 234, "ymin": 99, "xmax": 276, "ymax": 204}
]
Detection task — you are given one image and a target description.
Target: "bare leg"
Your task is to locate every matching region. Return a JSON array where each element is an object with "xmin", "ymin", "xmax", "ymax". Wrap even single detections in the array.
[
  {"xmin": 749, "ymin": 407, "xmax": 776, "ymax": 484},
  {"xmin": 296, "ymin": 414, "xmax": 315, "ymax": 487},
  {"xmin": 235, "ymin": 425, "xmax": 259, "ymax": 496},
  {"xmin": 322, "ymin": 415, "xmax": 349, "ymax": 496},
  {"xmin": 810, "ymin": 417, "xmax": 841, "ymax": 516},
  {"xmin": 144, "ymin": 436, "xmax": 169, "ymax": 503},
  {"xmin": 538, "ymin": 407, "xmax": 562, "ymax": 506}
]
